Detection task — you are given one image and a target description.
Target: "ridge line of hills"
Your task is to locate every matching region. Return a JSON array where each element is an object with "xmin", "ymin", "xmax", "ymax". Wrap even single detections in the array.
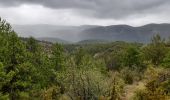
[{"xmin": 13, "ymin": 23, "xmax": 170, "ymax": 44}]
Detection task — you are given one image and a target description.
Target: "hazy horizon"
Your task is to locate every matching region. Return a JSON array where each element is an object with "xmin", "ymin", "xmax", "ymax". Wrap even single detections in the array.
[
  {"xmin": 11, "ymin": 22, "xmax": 170, "ymax": 27},
  {"xmin": 1, "ymin": 0, "xmax": 170, "ymax": 26}
]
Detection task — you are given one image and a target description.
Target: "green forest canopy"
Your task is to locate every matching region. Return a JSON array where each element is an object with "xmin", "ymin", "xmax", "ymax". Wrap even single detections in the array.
[{"xmin": 0, "ymin": 18, "xmax": 170, "ymax": 100}]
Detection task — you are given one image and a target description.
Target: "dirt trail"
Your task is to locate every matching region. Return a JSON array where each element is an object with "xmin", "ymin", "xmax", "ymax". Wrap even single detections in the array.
[{"xmin": 121, "ymin": 81, "xmax": 145, "ymax": 100}]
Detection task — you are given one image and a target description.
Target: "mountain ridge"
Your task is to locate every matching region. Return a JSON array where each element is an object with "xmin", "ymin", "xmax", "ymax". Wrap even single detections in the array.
[{"xmin": 12, "ymin": 23, "xmax": 170, "ymax": 43}]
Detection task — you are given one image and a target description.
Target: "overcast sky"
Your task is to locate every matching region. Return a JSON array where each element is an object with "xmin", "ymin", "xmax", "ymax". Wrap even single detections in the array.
[{"xmin": 0, "ymin": 0, "xmax": 170, "ymax": 26}]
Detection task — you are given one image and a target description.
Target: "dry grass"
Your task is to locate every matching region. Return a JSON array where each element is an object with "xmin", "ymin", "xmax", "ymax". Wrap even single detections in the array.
[{"xmin": 122, "ymin": 81, "xmax": 145, "ymax": 100}]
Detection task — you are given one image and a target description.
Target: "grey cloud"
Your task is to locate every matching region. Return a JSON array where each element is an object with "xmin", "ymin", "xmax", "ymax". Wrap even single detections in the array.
[{"xmin": 0, "ymin": 0, "xmax": 170, "ymax": 19}]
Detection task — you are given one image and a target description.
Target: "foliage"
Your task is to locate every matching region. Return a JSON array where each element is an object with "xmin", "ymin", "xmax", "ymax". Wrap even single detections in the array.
[
  {"xmin": 1, "ymin": 18, "xmax": 170, "ymax": 100},
  {"xmin": 143, "ymin": 34, "xmax": 168, "ymax": 66},
  {"xmin": 133, "ymin": 67, "xmax": 170, "ymax": 100},
  {"xmin": 162, "ymin": 51, "xmax": 170, "ymax": 68}
]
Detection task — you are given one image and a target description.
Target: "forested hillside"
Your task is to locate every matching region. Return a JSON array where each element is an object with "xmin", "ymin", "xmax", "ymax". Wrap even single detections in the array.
[{"xmin": 0, "ymin": 18, "xmax": 170, "ymax": 100}]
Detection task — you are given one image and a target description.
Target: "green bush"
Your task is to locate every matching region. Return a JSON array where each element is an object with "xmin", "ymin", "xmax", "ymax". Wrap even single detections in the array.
[{"xmin": 133, "ymin": 89, "xmax": 147, "ymax": 100}]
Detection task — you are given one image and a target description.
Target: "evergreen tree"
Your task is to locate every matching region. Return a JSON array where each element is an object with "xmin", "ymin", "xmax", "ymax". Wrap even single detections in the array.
[
  {"xmin": 51, "ymin": 43, "xmax": 65, "ymax": 71},
  {"xmin": 123, "ymin": 46, "xmax": 141, "ymax": 68},
  {"xmin": 143, "ymin": 34, "xmax": 167, "ymax": 65},
  {"xmin": 0, "ymin": 19, "xmax": 34, "ymax": 99}
]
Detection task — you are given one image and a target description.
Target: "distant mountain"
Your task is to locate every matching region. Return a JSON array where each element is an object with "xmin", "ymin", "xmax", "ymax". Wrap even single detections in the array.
[
  {"xmin": 12, "ymin": 24, "xmax": 98, "ymax": 42},
  {"xmin": 80, "ymin": 24, "xmax": 170, "ymax": 43},
  {"xmin": 36, "ymin": 37, "xmax": 70, "ymax": 44},
  {"xmin": 12, "ymin": 23, "xmax": 170, "ymax": 43},
  {"xmin": 77, "ymin": 39, "xmax": 110, "ymax": 44}
]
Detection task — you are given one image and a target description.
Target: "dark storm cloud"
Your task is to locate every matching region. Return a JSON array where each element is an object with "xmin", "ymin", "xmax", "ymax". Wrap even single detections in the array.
[{"xmin": 0, "ymin": 0, "xmax": 170, "ymax": 19}]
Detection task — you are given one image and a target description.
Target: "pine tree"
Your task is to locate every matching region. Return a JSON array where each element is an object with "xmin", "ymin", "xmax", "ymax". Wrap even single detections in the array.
[
  {"xmin": 143, "ymin": 34, "xmax": 167, "ymax": 66},
  {"xmin": 0, "ymin": 18, "xmax": 33, "ymax": 100},
  {"xmin": 51, "ymin": 43, "xmax": 65, "ymax": 71}
]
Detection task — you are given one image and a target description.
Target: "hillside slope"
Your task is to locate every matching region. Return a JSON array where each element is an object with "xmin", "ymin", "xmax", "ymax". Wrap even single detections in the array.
[{"xmin": 13, "ymin": 24, "xmax": 170, "ymax": 43}]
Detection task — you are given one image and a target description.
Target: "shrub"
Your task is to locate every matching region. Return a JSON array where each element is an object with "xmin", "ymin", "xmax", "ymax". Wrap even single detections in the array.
[{"xmin": 133, "ymin": 89, "xmax": 147, "ymax": 100}]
